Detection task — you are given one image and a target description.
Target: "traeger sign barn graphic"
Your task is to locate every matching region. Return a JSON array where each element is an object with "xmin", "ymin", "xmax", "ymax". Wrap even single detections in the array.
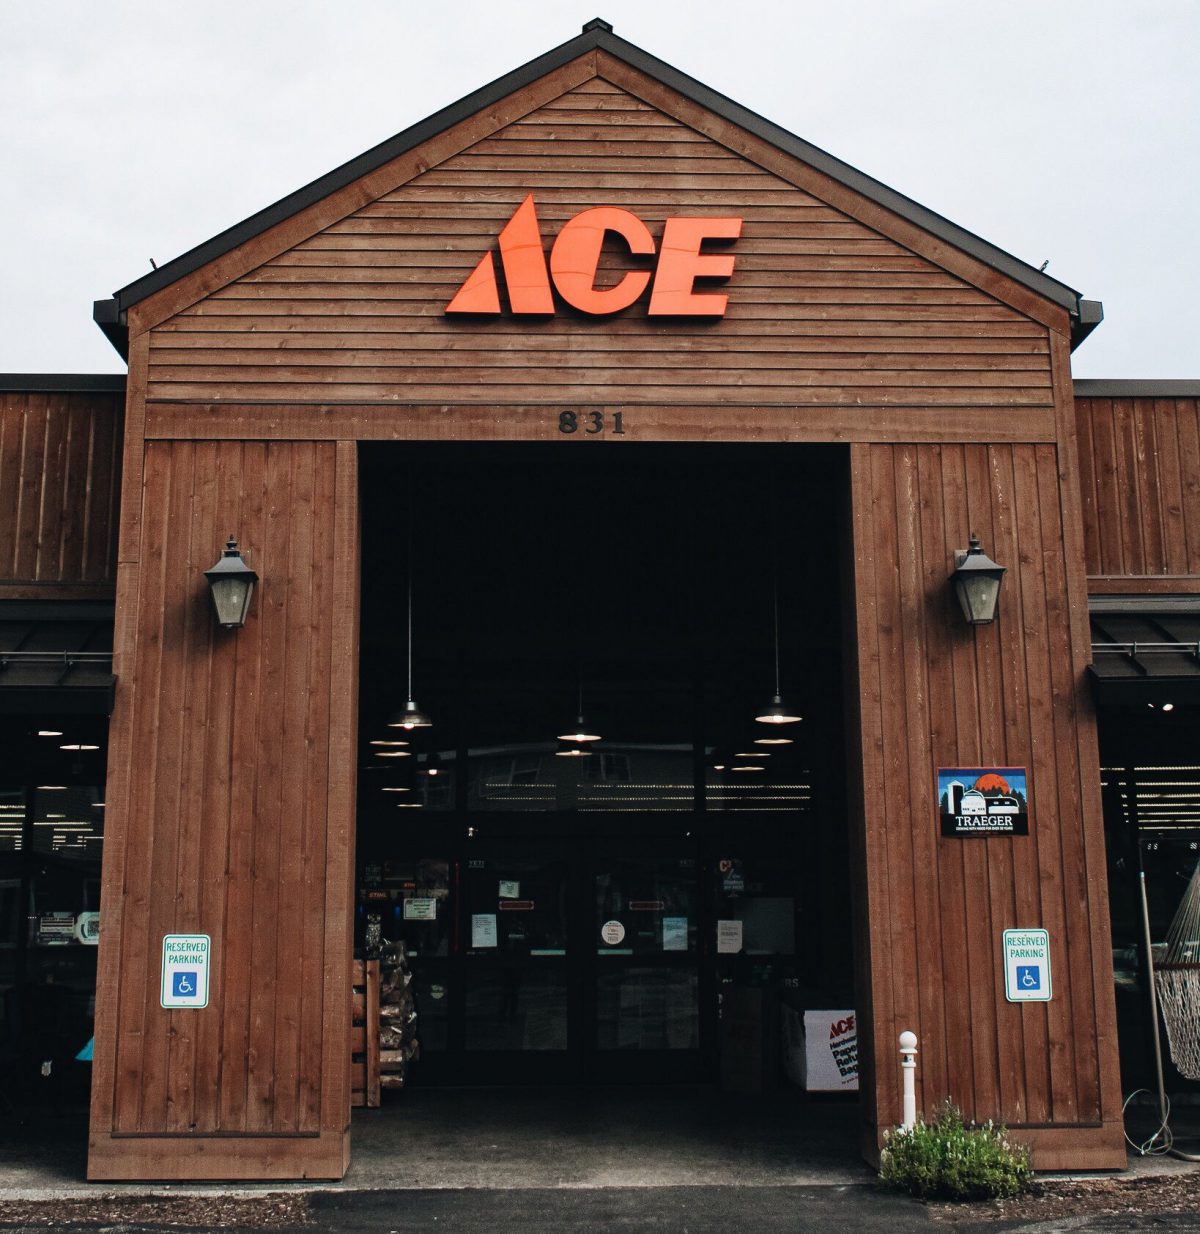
[{"xmin": 938, "ymin": 768, "xmax": 1029, "ymax": 837}]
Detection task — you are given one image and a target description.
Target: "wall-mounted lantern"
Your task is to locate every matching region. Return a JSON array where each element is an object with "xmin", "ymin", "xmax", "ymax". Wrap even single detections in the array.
[
  {"xmin": 951, "ymin": 534, "xmax": 1005, "ymax": 626},
  {"xmin": 204, "ymin": 537, "xmax": 258, "ymax": 629}
]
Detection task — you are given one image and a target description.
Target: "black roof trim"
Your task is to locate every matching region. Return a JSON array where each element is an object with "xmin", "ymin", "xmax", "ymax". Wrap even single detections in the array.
[
  {"xmin": 1075, "ymin": 380, "xmax": 1200, "ymax": 398},
  {"xmin": 93, "ymin": 298, "xmax": 129, "ymax": 362},
  {"xmin": 0, "ymin": 602, "xmax": 115, "ymax": 622},
  {"xmin": 0, "ymin": 373, "xmax": 126, "ymax": 394},
  {"xmin": 1088, "ymin": 610, "xmax": 1200, "ymax": 706},
  {"xmin": 98, "ymin": 19, "xmax": 1092, "ymax": 348},
  {"xmin": 1071, "ymin": 299, "xmax": 1103, "ymax": 351}
]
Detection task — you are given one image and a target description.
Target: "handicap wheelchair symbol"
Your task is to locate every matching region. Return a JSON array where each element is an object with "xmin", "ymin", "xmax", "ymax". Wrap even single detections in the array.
[
  {"xmin": 172, "ymin": 970, "xmax": 198, "ymax": 998},
  {"xmin": 1016, "ymin": 964, "xmax": 1041, "ymax": 991}
]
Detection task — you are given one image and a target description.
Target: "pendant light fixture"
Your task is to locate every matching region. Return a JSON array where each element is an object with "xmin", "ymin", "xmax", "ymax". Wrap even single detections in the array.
[
  {"xmin": 755, "ymin": 491, "xmax": 802, "ymax": 726},
  {"xmin": 389, "ymin": 476, "xmax": 432, "ymax": 731}
]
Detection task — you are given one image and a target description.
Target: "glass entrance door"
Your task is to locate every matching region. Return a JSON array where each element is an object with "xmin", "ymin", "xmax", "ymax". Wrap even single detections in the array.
[
  {"xmin": 587, "ymin": 848, "xmax": 706, "ymax": 1081},
  {"xmin": 462, "ymin": 848, "xmax": 572, "ymax": 1075},
  {"xmin": 392, "ymin": 835, "xmax": 708, "ymax": 1084}
]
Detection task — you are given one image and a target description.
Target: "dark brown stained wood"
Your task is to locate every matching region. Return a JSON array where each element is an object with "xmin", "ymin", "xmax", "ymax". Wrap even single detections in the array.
[
  {"xmin": 88, "ymin": 337, "xmax": 149, "ymax": 1164},
  {"xmin": 143, "ymin": 77, "xmax": 1058, "ymax": 412},
  {"xmin": 0, "ymin": 390, "xmax": 123, "ymax": 589},
  {"xmin": 840, "ymin": 447, "xmax": 881, "ymax": 1161},
  {"xmin": 93, "ymin": 44, "xmax": 1125, "ymax": 1180},
  {"xmin": 1049, "ymin": 333, "xmax": 1123, "ymax": 1142},
  {"xmin": 1075, "ymin": 396, "xmax": 1200, "ymax": 584},
  {"xmin": 939, "ymin": 445, "xmax": 998, "ymax": 1122},
  {"xmin": 141, "ymin": 402, "xmax": 1059, "ymax": 445},
  {"xmin": 848, "ymin": 439, "xmax": 1124, "ymax": 1166},
  {"xmin": 89, "ymin": 439, "xmax": 358, "ymax": 1180},
  {"xmin": 319, "ymin": 439, "xmax": 360, "ymax": 1140}
]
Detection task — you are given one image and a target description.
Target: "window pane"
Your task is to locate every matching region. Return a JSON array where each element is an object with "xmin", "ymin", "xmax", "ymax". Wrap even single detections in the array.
[
  {"xmin": 595, "ymin": 858, "xmax": 697, "ymax": 955},
  {"xmin": 465, "ymin": 966, "xmax": 568, "ymax": 1051},
  {"xmin": 464, "ymin": 857, "xmax": 568, "ymax": 955},
  {"xmin": 596, "ymin": 968, "xmax": 698, "ymax": 1050}
]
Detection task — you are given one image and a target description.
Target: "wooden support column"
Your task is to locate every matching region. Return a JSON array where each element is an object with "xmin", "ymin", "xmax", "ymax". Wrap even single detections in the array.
[
  {"xmin": 846, "ymin": 438, "xmax": 1125, "ymax": 1172},
  {"xmin": 88, "ymin": 425, "xmax": 360, "ymax": 1181}
]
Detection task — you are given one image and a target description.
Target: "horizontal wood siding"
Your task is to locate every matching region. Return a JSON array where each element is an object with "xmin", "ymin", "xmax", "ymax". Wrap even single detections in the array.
[
  {"xmin": 1075, "ymin": 395, "xmax": 1200, "ymax": 583},
  {"xmin": 146, "ymin": 79, "xmax": 1053, "ymax": 412},
  {"xmin": 90, "ymin": 438, "xmax": 357, "ymax": 1168},
  {"xmin": 0, "ymin": 390, "xmax": 122, "ymax": 588},
  {"xmin": 849, "ymin": 441, "xmax": 1122, "ymax": 1151}
]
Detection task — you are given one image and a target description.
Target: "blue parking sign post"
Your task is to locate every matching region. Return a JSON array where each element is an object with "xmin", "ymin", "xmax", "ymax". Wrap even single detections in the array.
[{"xmin": 1002, "ymin": 929, "xmax": 1051, "ymax": 1002}]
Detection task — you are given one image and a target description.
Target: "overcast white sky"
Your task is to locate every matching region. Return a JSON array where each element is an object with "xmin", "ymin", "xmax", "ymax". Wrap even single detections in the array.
[{"xmin": 2, "ymin": 1, "xmax": 1196, "ymax": 377}]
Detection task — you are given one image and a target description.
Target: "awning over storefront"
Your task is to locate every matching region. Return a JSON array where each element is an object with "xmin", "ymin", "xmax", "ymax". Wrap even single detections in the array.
[
  {"xmin": 0, "ymin": 602, "xmax": 115, "ymax": 714},
  {"xmin": 1089, "ymin": 600, "xmax": 1200, "ymax": 705}
]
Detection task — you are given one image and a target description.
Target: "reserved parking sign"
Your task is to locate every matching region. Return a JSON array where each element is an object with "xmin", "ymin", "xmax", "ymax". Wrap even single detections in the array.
[
  {"xmin": 1002, "ymin": 929, "xmax": 1051, "ymax": 1002},
  {"xmin": 160, "ymin": 934, "xmax": 210, "ymax": 1009}
]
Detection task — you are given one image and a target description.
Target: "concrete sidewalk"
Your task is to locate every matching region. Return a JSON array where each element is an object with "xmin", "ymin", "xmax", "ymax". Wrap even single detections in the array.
[
  {"xmin": 0, "ymin": 1088, "xmax": 870, "ymax": 1198},
  {"xmin": 2, "ymin": 1086, "xmax": 1198, "ymax": 1200}
]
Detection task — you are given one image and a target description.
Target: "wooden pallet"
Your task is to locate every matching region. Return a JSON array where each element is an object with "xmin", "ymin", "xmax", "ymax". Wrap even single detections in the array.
[{"xmin": 350, "ymin": 958, "xmax": 380, "ymax": 1108}]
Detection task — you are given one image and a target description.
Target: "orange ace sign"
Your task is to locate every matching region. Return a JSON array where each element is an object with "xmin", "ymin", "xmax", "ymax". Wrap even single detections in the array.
[{"xmin": 446, "ymin": 194, "xmax": 742, "ymax": 318}]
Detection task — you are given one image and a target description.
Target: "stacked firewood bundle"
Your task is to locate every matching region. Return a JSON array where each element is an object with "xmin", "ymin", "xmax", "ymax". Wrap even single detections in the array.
[{"xmin": 378, "ymin": 940, "xmax": 419, "ymax": 1089}]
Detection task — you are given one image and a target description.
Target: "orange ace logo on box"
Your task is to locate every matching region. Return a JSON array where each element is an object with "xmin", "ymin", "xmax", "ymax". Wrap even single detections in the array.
[{"xmin": 446, "ymin": 194, "xmax": 742, "ymax": 318}]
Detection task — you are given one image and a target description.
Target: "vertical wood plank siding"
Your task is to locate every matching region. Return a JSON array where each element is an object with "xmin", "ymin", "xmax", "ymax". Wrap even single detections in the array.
[
  {"xmin": 89, "ymin": 438, "xmax": 357, "ymax": 1178},
  {"xmin": 86, "ymin": 54, "xmax": 1125, "ymax": 1177},
  {"xmin": 849, "ymin": 441, "xmax": 1122, "ymax": 1154},
  {"xmin": 0, "ymin": 390, "xmax": 122, "ymax": 588},
  {"xmin": 145, "ymin": 80, "xmax": 1054, "ymax": 411},
  {"xmin": 1075, "ymin": 395, "xmax": 1200, "ymax": 582}
]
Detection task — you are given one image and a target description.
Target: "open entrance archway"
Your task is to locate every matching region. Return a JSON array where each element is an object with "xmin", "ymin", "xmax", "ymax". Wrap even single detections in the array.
[{"xmin": 353, "ymin": 443, "xmax": 858, "ymax": 1108}]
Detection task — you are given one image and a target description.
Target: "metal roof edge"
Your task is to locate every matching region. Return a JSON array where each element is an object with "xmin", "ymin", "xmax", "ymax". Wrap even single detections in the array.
[
  {"xmin": 0, "ymin": 373, "xmax": 126, "ymax": 394},
  {"xmin": 1089, "ymin": 595, "xmax": 1200, "ymax": 615},
  {"xmin": 1070, "ymin": 299, "xmax": 1103, "ymax": 352},
  {"xmin": 1074, "ymin": 380, "xmax": 1200, "ymax": 398},
  {"xmin": 93, "ymin": 297, "xmax": 129, "ymax": 361},
  {"xmin": 99, "ymin": 18, "xmax": 1090, "ymax": 331}
]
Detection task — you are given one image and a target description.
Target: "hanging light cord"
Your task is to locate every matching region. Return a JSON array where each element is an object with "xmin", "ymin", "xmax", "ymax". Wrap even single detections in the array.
[
  {"xmin": 772, "ymin": 569, "xmax": 781, "ymax": 697},
  {"xmin": 406, "ymin": 483, "xmax": 415, "ymax": 703},
  {"xmin": 770, "ymin": 469, "xmax": 782, "ymax": 696}
]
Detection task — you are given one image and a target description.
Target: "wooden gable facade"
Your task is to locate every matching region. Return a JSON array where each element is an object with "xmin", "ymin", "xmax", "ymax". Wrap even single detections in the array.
[{"xmin": 88, "ymin": 25, "xmax": 1123, "ymax": 1179}]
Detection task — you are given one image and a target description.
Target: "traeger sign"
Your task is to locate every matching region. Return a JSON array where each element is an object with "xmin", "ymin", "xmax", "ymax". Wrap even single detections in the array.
[
  {"xmin": 937, "ymin": 767, "xmax": 1030, "ymax": 837},
  {"xmin": 446, "ymin": 194, "xmax": 742, "ymax": 318}
]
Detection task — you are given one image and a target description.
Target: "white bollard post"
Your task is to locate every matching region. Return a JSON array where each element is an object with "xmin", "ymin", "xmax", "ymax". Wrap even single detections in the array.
[{"xmin": 899, "ymin": 1031, "xmax": 918, "ymax": 1130}]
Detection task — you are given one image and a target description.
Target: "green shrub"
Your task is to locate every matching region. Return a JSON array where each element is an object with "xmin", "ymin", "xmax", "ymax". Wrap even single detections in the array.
[{"xmin": 879, "ymin": 1101, "xmax": 1033, "ymax": 1201}]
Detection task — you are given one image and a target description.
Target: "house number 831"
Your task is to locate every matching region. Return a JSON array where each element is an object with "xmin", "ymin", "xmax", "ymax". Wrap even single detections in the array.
[{"xmin": 558, "ymin": 410, "xmax": 626, "ymax": 436}]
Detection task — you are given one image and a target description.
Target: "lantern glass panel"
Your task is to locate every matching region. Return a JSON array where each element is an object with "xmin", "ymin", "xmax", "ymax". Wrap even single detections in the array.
[
  {"xmin": 211, "ymin": 575, "xmax": 253, "ymax": 627},
  {"xmin": 955, "ymin": 574, "xmax": 1001, "ymax": 625}
]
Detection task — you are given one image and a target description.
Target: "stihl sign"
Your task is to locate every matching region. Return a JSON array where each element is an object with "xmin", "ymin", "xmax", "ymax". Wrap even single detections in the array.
[{"xmin": 446, "ymin": 195, "xmax": 742, "ymax": 318}]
